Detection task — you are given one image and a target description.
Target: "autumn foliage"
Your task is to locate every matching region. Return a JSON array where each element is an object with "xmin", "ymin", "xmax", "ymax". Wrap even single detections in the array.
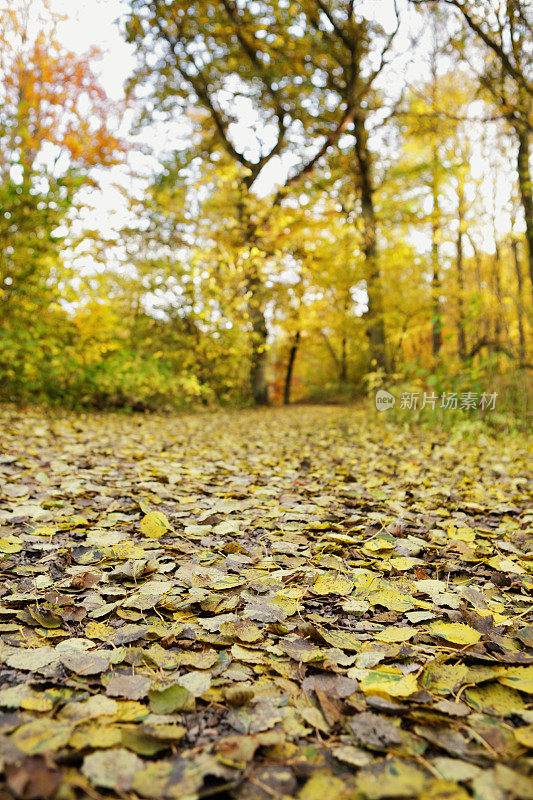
[{"xmin": 0, "ymin": 1, "xmax": 531, "ymax": 420}]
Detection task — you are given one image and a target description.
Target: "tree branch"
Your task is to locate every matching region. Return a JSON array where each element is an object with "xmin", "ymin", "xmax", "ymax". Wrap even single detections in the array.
[
  {"xmin": 314, "ymin": 0, "xmax": 354, "ymax": 52},
  {"xmin": 277, "ymin": 103, "xmax": 357, "ymax": 197},
  {"xmin": 152, "ymin": 6, "xmax": 255, "ymax": 175},
  {"xmin": 412, "ymin": 0, "xmax": 533, "ymax": 94}
]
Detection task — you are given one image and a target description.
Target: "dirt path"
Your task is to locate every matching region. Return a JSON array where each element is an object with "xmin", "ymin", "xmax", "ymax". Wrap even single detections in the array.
[{"xmin": 0, "ymin": 406, "xmax": 531, "ymax": 799}]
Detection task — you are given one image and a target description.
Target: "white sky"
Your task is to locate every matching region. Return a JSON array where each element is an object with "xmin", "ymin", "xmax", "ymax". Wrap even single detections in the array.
[
  {"xmin": 51, "ymin": 0, "xmax": 138, "ymax": 241},
  {"xmin": 51, "ymin": 0, "xmax": 518, "ymax": 258},
  {"xmin": 55, "ymin": 0, "xmax": 134, "ymax": 101}
]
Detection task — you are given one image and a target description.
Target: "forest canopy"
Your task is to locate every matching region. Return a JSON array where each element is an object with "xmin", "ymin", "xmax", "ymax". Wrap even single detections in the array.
[{"xmin": 0, "ymin": 0, "xmax": 531, "ymax": 416}]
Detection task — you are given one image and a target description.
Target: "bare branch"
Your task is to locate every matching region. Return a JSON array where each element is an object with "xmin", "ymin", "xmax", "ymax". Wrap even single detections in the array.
[
  {"xmin": 367, "ymin": 0, "xmax": 401, "ymax": 86},
  {"xmin": 412, "ymin": 0, "xmax": 533, "ymax": 94},
  {"xmin": 314, "ymin": 0, "xmax": 354, "ymax": 52},
  {"xmin": 278, "ymin": 103, "xmax": 358, "ymax": 198}
]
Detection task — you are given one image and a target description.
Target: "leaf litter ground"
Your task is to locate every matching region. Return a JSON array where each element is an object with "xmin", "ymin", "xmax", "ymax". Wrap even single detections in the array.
[{"xmin": 0, "ymin": 405, "xmax": 531, "ymax": 800}]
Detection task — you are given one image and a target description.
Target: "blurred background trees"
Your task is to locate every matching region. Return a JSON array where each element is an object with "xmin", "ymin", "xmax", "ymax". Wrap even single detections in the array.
[{"xmin": 0, "ymin": 0, "xmax": 531, "ymax": 415}]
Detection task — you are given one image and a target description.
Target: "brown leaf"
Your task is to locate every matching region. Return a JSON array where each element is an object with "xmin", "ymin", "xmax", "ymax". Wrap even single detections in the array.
[
  {"xmin": 69, "ymin": 571, "xmax": 101, "ymax": 590},
  {"xmin": 6, "ymin": 757, "xmax": 61, "ymax": 800},
  {"xmin": 315, "ymin": 689, "xmax": 343, "ymax": 726},
  {"xmin": 106, "ymin": 674, "xmax": 152, "ymax": 700}
]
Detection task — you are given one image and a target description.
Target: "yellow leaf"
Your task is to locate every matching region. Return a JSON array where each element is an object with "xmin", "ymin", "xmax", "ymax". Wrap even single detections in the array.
[
  {"xmin": 140, "ymin": 511, "xmax": 172, "ymax": 539},
  {"xmin": 299, "ymin": 772, "xmax": 348, "ymax": 799},
  {"xmin": 69, "ymin": 723, "xmax": 122, "ymax": 750},
  {"xmin": 464, "ymin": 683, "xmax": 525, "ymax": 715},
  {"xmin": 320, "ymin": 629, "xmax": 362, "ymax": 652},
  {"xmin": 514, "ymin": 726, "xmax": 533, "ymax": 748},
  {"xmin": 499, "ymin": 666, "xmax": 533, "ymax": 694},
  {"xmin": 369, "ymin": 589, "xmax": 415, "ymax": 611},
  {"xmin": 11, "ymin": 719, "xmax": 74, "ymax": 754},
  {"xmin": 428, "ymin": 621, "xmax": 481, "ymax": 646},
  {"xmin": 360, "ymin": 667, "xmax": 419, "ymax": 697},
  {"xmin": 85, "ymin": 621, "xmax": 114, "ymax": 641},
  {"xmin": 31, "ymin": 525, "xmax": 57, "ymax": 537},
  {"xmin": 313, "ymin": 572, "xmax": 354, "ymax": 595},
  {"xmin": 355, "ymin": 758, "xmax": 427, "ymax": 799},
  {"xmin": 448, "ymin": 526, "xmax": 476, "ymax": 543},
  {"xmin": 363, "ymin": 538, "xmax": 395, "ymax": 553},
  {"xmin": 19, "ymin": 693, "xmax": 56, "ymax": 712},
  {"xmin": 486, "ymin": 556, "xmax": 526, "ymax": 574},
  {"xmin": 420, "ymin": 662, "xmax": 468, "ymax": 695},
  {"xmin": 375, "ymin": 627, "xmax": 416, "ymax": 643},
  {"xmin": 389, "ymin": 557, "xmax": 418, "ymax": 571},
  {"xmin": 58, "ymin": 514, "xmax": 89, "ymax": 528},
  {"xmin": 0, "ymin": 537, "xmax": 23, "ymax": 554}
]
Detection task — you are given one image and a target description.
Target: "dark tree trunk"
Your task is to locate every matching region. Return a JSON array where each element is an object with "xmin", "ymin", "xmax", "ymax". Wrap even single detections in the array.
[
  {"xmin": 238, "ymin": 195, "xmax": 270, "ymax": 406},
  {"xmin": 492, "ymin": 239, "xmax": 503, "ymax": 348},
  {"xmin": 456, "ymin": 189, "xmax": 467, "ymax": 360},
  {"xmin": 511, "ymin": 238, "xmax": 526, "ymax": 366},
  {"xmin": 431, "ymin": 171, "xmax": 442, "ymax": 357},
  {"xmin": 517, "ymin": 126, "xmax": 533, "ymax": 297},
  {"xmin": 250, "ymin": 325, "xmax": 269, "ymax": 405},
  {"xmin": 429, "ymin": 46, "xmax": 442, "ymax": 359},
  {"xmin": 431, "ymin": 241, "xmax": 442, "ymax": 355},
  {"xmin": 283, "ymin": 330, "xmax": 300, "ymax": 405},
  {"xmin": 339, "ymin": 294, "xmax": 348, "ymax": 383},
  {"xmin": 340, "ymin": 333, "xmax": 347, "ymax": 383},
  {"xmin": 320, "ymin": 330, "xmax": 341, "ymax": 374},
  {"xmin": 468, "ymin": 235, "xmax": 490, "ymax": 346},
  {"xmin": 353, "ymin": 116, "xmax": 387, "ymax": 371},
  {"xmin": 248, "ymin": 271, "xmax": 269, "ymax": 405}
]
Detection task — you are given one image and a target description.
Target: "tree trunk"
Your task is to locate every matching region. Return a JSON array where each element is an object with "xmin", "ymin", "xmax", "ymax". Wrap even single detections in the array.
[
  {"xmin": 456, "ymin": 186, "xmax": 467, "ymax": 360},
  {"xmin": 339, "ymin": 294, "xmax": 348, "ymax": 383},
  {"xmin": 353, "ymin": 116, "xmax": 387, "ymax": 371},
  {"xmin": 238, "ymin": 194, "xmax": 270, "ymax": 405},
  {"xmin": 248, "ymin": 272, "xmax": 269, "ymax": 405},
  {"xmin": 320, "ymin": 330, "xmax": 341, "ymax": 374},
  {"xmin": 429, "ymin": 42, "xmax": 442, "ymax": 359},
  {"xmin": 366, "ymin": 274, "xmax": 386, "ymax": 370},
  {"xmin": 468, "ymin": 235, "xmax": 490, "ymax": 346},
  {"xmin": 492, "ymin": 239, "xmax": 502, "ymax": 348},
  {"xmin": 511, "ymin": 237, "xmax": 526, "ymax": 366},
  {"xmin": 340, "ymin": 333, "xmax": 347, "ymax": 383},
  {"xmin": 516, "ymin": 125, "xmax": 533, "ymax": 297},
  {"xmin": 431, "ymin": 237, "xmax": 442, "ymax": 355},
  {"xmin": 431, "ymin": 164, "xmax": 442, "ymax": 357},
  {"xmin": 283, "ymin": 330, "xmax": 300, "ymax": 405}
]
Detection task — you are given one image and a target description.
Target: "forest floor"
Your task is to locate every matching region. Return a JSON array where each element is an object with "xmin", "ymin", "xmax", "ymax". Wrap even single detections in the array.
[{"xmin": 0, "ymin": 405, "xmax": 531, "ymax": 800}]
